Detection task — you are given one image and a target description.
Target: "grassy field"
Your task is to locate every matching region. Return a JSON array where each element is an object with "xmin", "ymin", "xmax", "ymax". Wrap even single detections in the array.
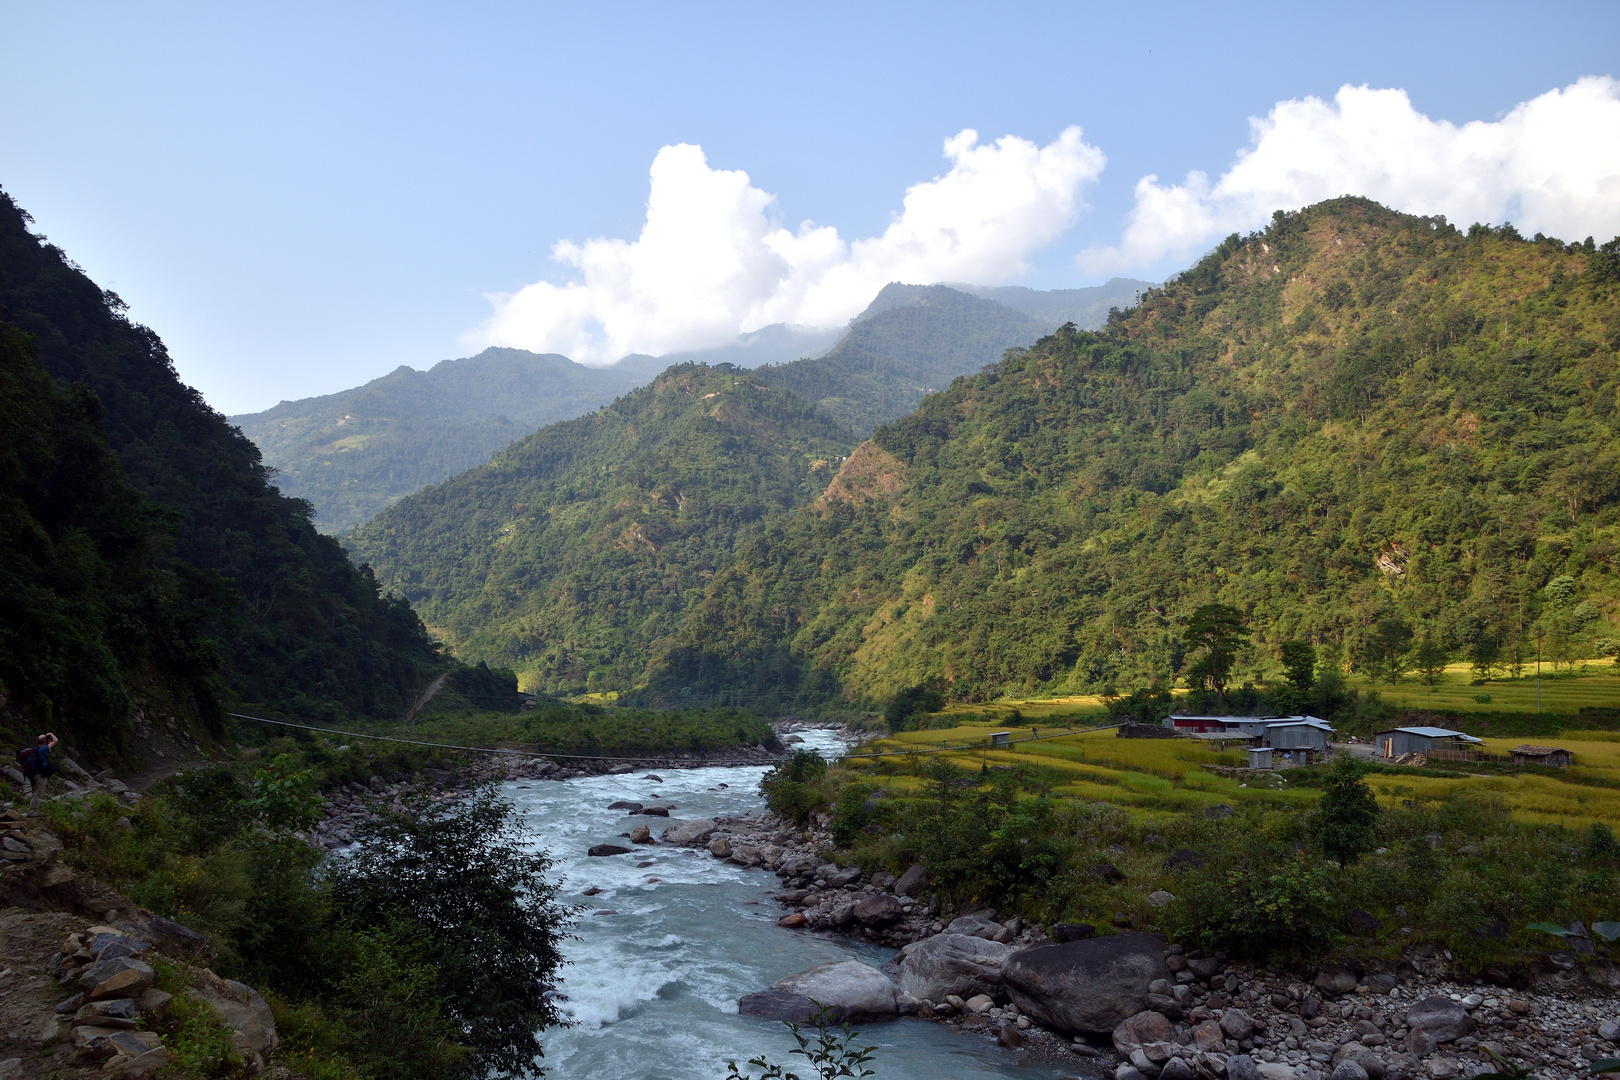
[
  {"xmin": 1349, "ymin": 656, "xmax": 1619, "ymax": 713},
  {"xmin": 850, "ymin": 712, "xmax": 1620, "ymax": 832}
]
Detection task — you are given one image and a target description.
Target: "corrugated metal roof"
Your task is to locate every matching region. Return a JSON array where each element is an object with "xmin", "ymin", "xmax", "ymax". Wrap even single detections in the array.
[{"xmin": 1383, "ymin": 726, "xmax": 1484, "ymax": 742}]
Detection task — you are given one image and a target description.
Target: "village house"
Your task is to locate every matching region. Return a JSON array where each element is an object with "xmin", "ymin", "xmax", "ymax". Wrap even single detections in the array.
[
  {"xmin": 1373, "ymin": 725, "xmax": 1484, "ymax": 760},
  {"xmin": 1167, "ymin": 714, "xmax": 1336, "ymax": 764}
]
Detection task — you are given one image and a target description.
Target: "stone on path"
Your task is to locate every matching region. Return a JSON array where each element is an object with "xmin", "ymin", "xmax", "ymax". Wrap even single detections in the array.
[{"xmin": 1405, "ymin": 996, "xmax": 1473, "ymax": 1043}]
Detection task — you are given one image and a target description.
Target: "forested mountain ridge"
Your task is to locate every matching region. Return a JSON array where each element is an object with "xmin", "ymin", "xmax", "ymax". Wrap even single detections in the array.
[
  {"xmin": 346, "ymin": 365, "xmax": 858, "ymax": 697},
  {"xmin": 230, "ymin": 348, "xmax": 668, "ymax": 532},
  {"xmin": 0, "ymin": 188, "xmax": 445, "ymax": 738},
  {"xmin": 640, "ymin": 199, "xmax": 1620, "ymax": 706}
]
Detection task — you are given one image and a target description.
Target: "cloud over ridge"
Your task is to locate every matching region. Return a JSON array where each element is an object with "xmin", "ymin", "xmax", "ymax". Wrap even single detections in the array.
[
  {"xmin": 1079, "ymin": 76, "xmax": 1620, "ymax": 274},
  {"xmin": 470, "ymin": 128, "xmax": 1106, "ymax": 363}
]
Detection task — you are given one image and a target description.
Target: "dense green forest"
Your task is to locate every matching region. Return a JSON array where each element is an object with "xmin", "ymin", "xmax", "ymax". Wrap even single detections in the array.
[
  {"xmin": 230, "ymin": 348, "xmax": 670, "ymax": 533},
  {"xmin": 649, "ymin": 199, "xmax": 1620, "ymax": 706},
  {"xmin": 348, "ymin": 364, "xmax": 858, "ymax": 698},
  {"xmin": 0, "ymin": 187, "xmax": 446, "ymax": 745}
]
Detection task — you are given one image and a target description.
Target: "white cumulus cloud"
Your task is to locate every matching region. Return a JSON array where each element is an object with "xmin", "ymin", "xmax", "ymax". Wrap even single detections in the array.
[
  {"xmin": 1078, "ymin": 76, "xmax": 1620, "ymax": 275},
  {"xmin": 470, "ymin": 128, "xmax": 1106, "ymax": 363}
]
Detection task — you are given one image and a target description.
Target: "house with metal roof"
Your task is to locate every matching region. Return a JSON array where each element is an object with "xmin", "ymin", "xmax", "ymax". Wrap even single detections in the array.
[
  {"xmin": 1260, "ymin": 717, "xmax": 1335, "ymax": 752},
  {"xmin": 1374, "ymin": 726, "xmax": 1484, "ymax": 759}
]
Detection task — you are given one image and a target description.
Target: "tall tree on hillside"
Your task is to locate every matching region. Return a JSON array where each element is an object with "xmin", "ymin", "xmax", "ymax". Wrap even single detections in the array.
[
  {"xmin": 1183, "ymin": 604, "xmax": 1248, "ymax": 704},
  {"xmin": 1279, "ymin": 641, "xmax": 1316, "ymax": 693},
  {"xmin": 1363, "ymin": 616, "xmax": 1415, "ymax": 685}
]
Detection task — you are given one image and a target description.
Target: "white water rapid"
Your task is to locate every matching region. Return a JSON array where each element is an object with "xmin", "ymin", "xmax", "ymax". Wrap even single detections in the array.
[{"xmin": 510, "ymin": 728, "xmax": 1080, "ymax": 1078}]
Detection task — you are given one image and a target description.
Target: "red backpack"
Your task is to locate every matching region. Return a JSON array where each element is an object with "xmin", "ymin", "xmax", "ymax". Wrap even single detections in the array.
[{"xmin": 15, "ymin": 746, "xmax": 51, "ymax": 778}]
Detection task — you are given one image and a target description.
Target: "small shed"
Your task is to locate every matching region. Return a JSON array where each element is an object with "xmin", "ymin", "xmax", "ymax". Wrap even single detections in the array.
[
  {"xmin": 1248, "ymin": 747, "xmax": 1275, "ymax": 770},
  {"xmin": 989, "ymin": 732, "xmax": 1011, "ymax": 750},
  {"xmin": 1374, "ymin": 726, "xmax": 1484, "ymax": 759},
  {"xmin": 1511, "ymin": 744, "xmax": 1574, "ymax": 768}
]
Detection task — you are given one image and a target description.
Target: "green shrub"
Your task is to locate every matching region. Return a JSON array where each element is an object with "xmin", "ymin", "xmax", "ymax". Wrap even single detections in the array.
[
  {"xmin": 760, "ymin": 750, "xmax": 831, "ymax": 822},
  {"xmin": 1177, "ymin": 850, "xmax": 1336, "ymax": 958}
]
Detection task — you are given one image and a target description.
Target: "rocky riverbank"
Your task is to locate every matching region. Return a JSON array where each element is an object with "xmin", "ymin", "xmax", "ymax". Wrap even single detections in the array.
[{"xmin": 603, "ymin": 797, "xmax": 1620, "ymax": 1079}]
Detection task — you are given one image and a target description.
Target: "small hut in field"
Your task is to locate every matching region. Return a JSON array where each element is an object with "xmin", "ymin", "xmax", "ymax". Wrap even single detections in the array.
[{"xmin": 1510, "ymin": 744, "xmax": 1574, "ymax": 768}]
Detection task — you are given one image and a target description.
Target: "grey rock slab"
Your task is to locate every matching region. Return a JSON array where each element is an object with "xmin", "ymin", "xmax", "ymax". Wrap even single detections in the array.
[
  {"xmin": 737, "ymin": 960, "xmax": 897, "ymax": 1025},
  {"xmin": 1406, "ymin": 997, "xmax": 1473, "ymax": 1043},
  {"xmin": 853, "ymin": 893, "xmax": 904, "ymax": 926},
  {"xmin": 895, "ymin": 933, "xmax": 1011, "ymax": 1002},
  {"xmin": 187, "ymin": 974, "xmax": 278, "ymax": 1058},
  {"xmin": 945, "ymin": 913, "xmax": 1006, "ymax": 940},
  {"xmin": 894, "ymin": 864, "xmax": 929, "ymax": 897},
  {"xmin": 1003, "ymin": 932, "xmax": 1171, "ymax": 1035}
]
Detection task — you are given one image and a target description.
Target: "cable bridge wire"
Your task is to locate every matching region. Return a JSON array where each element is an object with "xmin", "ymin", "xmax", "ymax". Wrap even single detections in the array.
[{"xmin": 230, "ymin": 712, "xmax": 1120, "ymax": 764}]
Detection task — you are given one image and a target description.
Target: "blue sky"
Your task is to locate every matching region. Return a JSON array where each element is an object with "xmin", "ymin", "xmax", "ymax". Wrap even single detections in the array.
[{"xmin": 3, "ymin": 2, "xmax": 1618, "ymax": 414}]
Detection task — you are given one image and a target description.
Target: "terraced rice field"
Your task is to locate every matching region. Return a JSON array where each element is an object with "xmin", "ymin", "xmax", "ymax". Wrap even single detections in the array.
[{"xmin": 855, "ymin": 719, "xmax": 1620, "ymax": 832}]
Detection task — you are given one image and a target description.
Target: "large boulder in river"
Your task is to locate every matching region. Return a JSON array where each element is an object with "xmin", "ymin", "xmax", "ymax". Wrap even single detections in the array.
[
  {"xmin": 660, "ymin": 819, "xmax": 718, "ymax": 846},
  {"xmin": 738, "ymin": 961, "xmax": 898, "ymax": 1024},
  {"xmin": 1002, "ymin": 932, "xmax": 1170, "ymax": 1035},
  {"xmin": 895, "ymin": 933, "xmax": 1011, "ymax": 1002}
]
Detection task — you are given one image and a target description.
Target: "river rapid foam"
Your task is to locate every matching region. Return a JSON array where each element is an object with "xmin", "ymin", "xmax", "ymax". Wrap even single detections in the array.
[{"xmin": 509, "ymin": 728, "xmax": 1072, "ymax": 1079}]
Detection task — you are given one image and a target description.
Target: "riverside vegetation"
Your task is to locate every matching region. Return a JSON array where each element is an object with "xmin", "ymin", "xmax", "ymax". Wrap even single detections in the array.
[{"xmin": 31, "ymin": 738, "xmax": 569, "ymax": 1080}]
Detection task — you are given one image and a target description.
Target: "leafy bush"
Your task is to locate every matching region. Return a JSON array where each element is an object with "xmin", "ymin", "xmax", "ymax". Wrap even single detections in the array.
[
  {"xmin": 1177, "ymin": 850, "xmax": 1336, "ymax": 958},
  {"xmin": 760, "ymin": 750, "xmax": 831, "ymax": 822}
]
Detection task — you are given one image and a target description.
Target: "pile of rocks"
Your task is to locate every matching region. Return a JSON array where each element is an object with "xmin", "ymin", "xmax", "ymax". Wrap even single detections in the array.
[
  {"xmin": 49, "ymin": 927, "xmax": 172, "ymax": 1076},
  {"xmin": 1098, "ymin": 949, "xmax": 1620, "ymax": 1080},
  {"xmin": 311, "ymin": 770, "xmax": 468, "ymax": 850},
  {"xmin": 42, "ymin": 925, "xmax": 278, "ymax": 1078}
]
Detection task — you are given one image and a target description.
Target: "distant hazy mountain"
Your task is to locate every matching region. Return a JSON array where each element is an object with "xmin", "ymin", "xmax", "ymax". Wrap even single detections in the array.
[
  {"xmin": 756, "ymin": 277, "xmax": 1153, "ymax": 435},
  {"xmin": 230, "ymin": 349, "xmax": 669, "ymax": 532},
  {"xmin": 950, "ymin": 278, "xmax": 1156, "ymax": 328}
]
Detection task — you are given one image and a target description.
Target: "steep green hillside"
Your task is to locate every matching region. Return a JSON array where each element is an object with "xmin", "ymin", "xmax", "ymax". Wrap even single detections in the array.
[
  {"xmin": 231, "ymin": 348, "xmax": 667, "ymax": 533},
  {"xmin": 347, "ymin": 364, "xmax": 857, "ymax": 698},
  {"xmin": 756, "ymin": 284, "xmax": 1052, "ymax": 434},
  {"xmin": 646, "ymin": 200, "xmax": 1620, "ymax": 706},
  {"xmin": 0, "ymin": 323, "xmax": 222, "ymax": 751},
  {"xmin": 0, "ymin": 188, "xmax": 444, "ymax": 730}
]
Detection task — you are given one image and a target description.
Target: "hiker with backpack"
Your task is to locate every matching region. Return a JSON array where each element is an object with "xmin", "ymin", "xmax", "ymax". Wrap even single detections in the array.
[{"xmin": 18, "ymin": 731, "xmax": 57, "ymax": 816}]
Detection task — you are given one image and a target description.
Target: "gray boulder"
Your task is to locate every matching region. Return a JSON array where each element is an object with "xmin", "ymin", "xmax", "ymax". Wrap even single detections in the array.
[
  {"xmin": 187, "ymin": 971, "xmax": 278, "ymax": 1062},
  {"xmin": 587, "ymin": 844, "xmax": 632, "ymax": 857},
  {"xmin": 894, "ymin": 864, "xmax": 930, "ymax": 897},
  {"xmin": 895, "ymin": 934, "xmax": 1012, "ymax": 1002},
  {"xmin": 1003, "ymin": 932, "xmax": 1171, "ymax": 1035},
  {"xmin": 1315, "ymin": 968, "xmax": 1358, "ymax": 996},
  {"xmin": 737, "ymin": 961, "xmax": 898, "ymax": 1024},
  {"xmin": 853, "ymin": 894, "xmax": 904, "ymax": 926},
  {"xmin": 1406, "ymin": 996, "xmax": 1473, "ymax": 1042},
  {"xmin": 1328, "ymin": 1063, "xmax": 1368, "ymax": 1080},
  {"xmin": 1112, "ymin": 1009, "xmax": 1176, "ymax": 1054},
  {"xmin": 660, "ymin": 818, "xmax": 718, "ymax": 846},
  {"xmin": 1226, "ymin": 1056, "xmax": 1260, "ymax": 1080},
  {"xmin": 1161, "ymin": 1060, "xmax": 1196, "ymax": 1080},
  {"xmin": 1220, "ymin": 1007, "xmax": 1256, "ymax": 1039},
  {"xmin": 946, "ymin": 913, "xmax": 1005, "ymax": 940}
]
